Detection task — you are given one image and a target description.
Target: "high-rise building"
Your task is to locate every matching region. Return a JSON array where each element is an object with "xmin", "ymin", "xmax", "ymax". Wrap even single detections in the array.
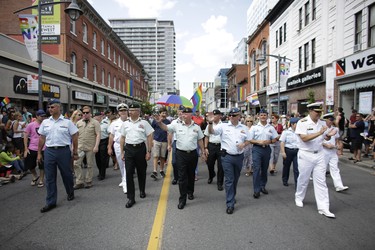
[
  {"xmin": 233, "ymin": 38, "xmax": 248, "ymax": 64},
  {"xmin": 109, "ymin": 18, "xmax": 176, "ymax": 97},
  {"xmin": 247, "ymin": 0, "xmax": 278, "ymax": 36}
]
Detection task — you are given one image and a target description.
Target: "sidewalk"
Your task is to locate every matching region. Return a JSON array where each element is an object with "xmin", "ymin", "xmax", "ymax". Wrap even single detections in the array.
[{"xmin": 339, "ymin": 148, "xmax": 375, "ymax": 171}]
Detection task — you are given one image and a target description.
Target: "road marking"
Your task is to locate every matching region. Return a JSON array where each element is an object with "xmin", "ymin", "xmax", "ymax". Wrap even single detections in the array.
[{"xmin": 147, "ymin": 156, "xmax": 173, "ymax": 250}]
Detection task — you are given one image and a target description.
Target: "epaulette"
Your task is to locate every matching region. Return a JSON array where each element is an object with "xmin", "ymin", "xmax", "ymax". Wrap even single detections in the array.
[{"xmin": 301, "ymin": 118, "xmax": 308, "ymax": 122}]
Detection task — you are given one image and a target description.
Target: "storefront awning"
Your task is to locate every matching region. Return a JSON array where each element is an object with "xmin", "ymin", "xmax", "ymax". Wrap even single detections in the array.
[{"xmin": 339, "ymin": 79, "xmax": 375, "ymax": 92}]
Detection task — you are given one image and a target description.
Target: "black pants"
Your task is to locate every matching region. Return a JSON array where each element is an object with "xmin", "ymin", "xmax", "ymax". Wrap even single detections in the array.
[
  {"xmin": 125, "ymin": 143, "xmax": 147, "ymax": 201},
  {"xmin": 206, "ymin": 143, "xmax": 223, "ymax": 185},
  {"xmin": 175, "ymin": 149, "xmax": 198, "ymax": 203},
  {"xmin": 95, "ymin": 138, "xmax": 109, "ymax": 178},
  {"xmin": 282, "ymin": 148, "xmax": 299, "ymax": 185}
]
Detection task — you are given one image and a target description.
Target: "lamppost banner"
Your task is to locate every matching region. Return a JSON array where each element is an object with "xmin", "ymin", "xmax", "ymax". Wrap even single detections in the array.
[
  {"xmin": 279, "ymin": 61, "xmax": 290, "ymax": 90},
  {"xmin": 32, "ymin": 0, "xmax": 61, "ymax": 44},
  {"xmin": 18, "ymin": 14, "xmax": 38, "ymax": 62}
]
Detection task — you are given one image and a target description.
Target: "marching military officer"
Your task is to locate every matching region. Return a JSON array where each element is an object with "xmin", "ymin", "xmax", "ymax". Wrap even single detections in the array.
[
  {"xmin": 37, "ymin": 99, "xmax": 78, "ymax": 213},
  {"xmin": 294, "ymin": 102, "xmax": 337, "ymax": 218},
  {"xmin": 322, "ymin": 112, "xmax": 348, "ymax": 192},
  {"xmin": 204, "ymin": 109, "xmax": 224, "ymax": 191},
  {"xmin": 120, "ymin": 103, "xmax": 154, "ymax": 208},
  {"xmin": 207, "ymin": 107, "xmax": 251, "ymax": 214},
  {"xmin": 107, "ymin": 103, "xmax": 129, "ymax": 194},
  {"xmin": 94, "ymin": 112, "xmax": 110, "ymax": 181},
  {"xmin": 249, "ymin": 109, "xmax": 278, "ymax": 199},
  {"xmin": 156, "ymin": 107, "xmax": 206, "ymax": 210}
]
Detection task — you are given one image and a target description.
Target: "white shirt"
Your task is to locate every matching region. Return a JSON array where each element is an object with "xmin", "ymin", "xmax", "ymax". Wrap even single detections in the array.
[
  {"xmin": 249, "ymin": 122, "xmax": 278, "ymax": 141},
  {"xmin": 323, "ymin": 126, "xmax": 340, "ymax": 152},
  {"xmin": 167, "ymin": 120, "xmax": 204, "ymax": 151},
  {"xmin": 108, "ymin": 118, "xmax": 127, "ymax": 144},
  {"xmin": 120, "ymin": 118, "xmax": 154, "ymax": 144},
  {"xmin": 38, "ymin": 115, "xmax": 78, "ymax": 147},
  {"xmin": 212, "ymin": 121, "xmax": 251, "ymax": 155},
  {"xmin": 204, "ymin": 121, "xmax": 222, "ymax": 143},
  {"xmin": 295, "ymin": 115, "xmax": 328, "ymax": 151},
  {"xmin": 279, "ymin": 127, "xmax": 299, "ymax": 149},
  {"xmin": 171, "ymin": 117, "xmax": 182, "ymax": 141}
]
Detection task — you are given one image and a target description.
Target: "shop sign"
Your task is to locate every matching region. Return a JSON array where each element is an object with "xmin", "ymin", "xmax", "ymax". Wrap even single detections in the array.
[
  {"xmin": 286, "ymin": 66, "xmax": 324, "ymax": 90},
  {"xmin": 109, "ymin": 96, "xmax": 118, "ymax": 106},
  {"xmin": 336, "ymin": 47, "xmax": 375, "ymax": 77},
  {"xmin": 95, "ymin": 93, "xmax": 105, "ymax": 104},
  {"xmin": 73, "ymin": 91, "xmax": 93, "ymax": 101},
  {"xmin": 13, "ymin": 75, "xmax": 60, "ymax": 98}
]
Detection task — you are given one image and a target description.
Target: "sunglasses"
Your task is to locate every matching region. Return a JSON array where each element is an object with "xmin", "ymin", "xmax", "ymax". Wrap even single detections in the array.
[
  {"xmin": 77, "ymin": 114, "xmax": 82, "ymax": 116},
  {"xmin": 246, "ymin": 120, "xmax": 253, "ymax": 122},
  {"xmin": 82, "ymin": 112, "xmax": 90, "ymax": 114},
  {"xmin": 229, "ymin": 114, "xmax": 239, "ymax": 117}
]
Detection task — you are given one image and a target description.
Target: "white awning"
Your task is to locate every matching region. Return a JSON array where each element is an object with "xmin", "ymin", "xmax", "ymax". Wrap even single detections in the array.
[{"xmin": 339, "ymin": 79, "xmax": 375, "ymax": 92}]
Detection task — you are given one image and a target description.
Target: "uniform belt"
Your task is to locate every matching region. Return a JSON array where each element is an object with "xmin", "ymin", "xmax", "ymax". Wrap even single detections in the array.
[
  {"xmin": 285, "ymin": 147, "xmax": 298, "ymax": 151},
  {"xmin": 47, "ymin": 145, "xmax": 69, "ymax": 149},
  {"xmin": 300, "ymin": 149, "xmax": 319, "ymax": 154},
  {"xmin": 209, "ymin": 142, "xmax": 221, "ymax": 146},
  {"xmin": 226, "ymin": 152, "xmax": 243, "ymax": 157},
  {"xmin": 126, "ymin": 142, "xmax": 145, "ymax": 148},
  {"xmin": 176, "ymin": 148, "xmax": 195, "ymax": 154},
  {"xmin": 254, "ymin": 144, "xmax": 269, "ymax": 148}
]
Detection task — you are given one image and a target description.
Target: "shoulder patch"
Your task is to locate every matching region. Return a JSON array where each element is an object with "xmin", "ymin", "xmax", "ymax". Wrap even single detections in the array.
[{"xmin": 301, "ymin": 118, "xmax": 308, "ymax": 122}]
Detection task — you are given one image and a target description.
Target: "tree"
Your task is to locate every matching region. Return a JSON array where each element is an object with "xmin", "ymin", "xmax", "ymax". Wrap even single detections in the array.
[{"xmin": 307, "ymin": 88, "xmax": 315, "ymax": 104}]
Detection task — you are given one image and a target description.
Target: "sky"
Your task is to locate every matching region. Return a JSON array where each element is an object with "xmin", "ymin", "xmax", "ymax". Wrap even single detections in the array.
[{"xmin": 88, "ymin": 0, "xmax": 251, "ymax": 98}]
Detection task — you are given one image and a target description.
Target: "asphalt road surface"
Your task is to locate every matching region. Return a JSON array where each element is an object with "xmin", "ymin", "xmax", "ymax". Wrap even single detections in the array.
[{"xmin": 1, "ymin": 154, "xmax": 375, "ymax": 250}]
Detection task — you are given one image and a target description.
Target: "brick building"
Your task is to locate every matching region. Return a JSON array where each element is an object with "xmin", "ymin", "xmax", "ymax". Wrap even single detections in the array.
[{"xmin": 226, "ymin": 64, "xmax": 248, "ymax": 112}]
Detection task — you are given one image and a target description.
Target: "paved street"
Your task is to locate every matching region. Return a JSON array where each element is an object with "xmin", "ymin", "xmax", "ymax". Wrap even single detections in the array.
[{"xmin": 1, "ymin": 149, "xmax": 375, "ymax": 250}]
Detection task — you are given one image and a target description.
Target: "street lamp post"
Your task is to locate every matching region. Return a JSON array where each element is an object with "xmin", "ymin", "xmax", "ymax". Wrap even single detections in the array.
[
  {"xmin": 257, "ymin": 54, "xmax": 292, "ymax": 115},
  {"xmin": 14, "ymin": 0, "xmax": 83, "ymax": 109}
]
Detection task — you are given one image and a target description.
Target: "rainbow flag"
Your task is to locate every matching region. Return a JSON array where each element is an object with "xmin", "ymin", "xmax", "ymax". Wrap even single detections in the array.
[
  {"xmin": 1, "ymin": 97, "xmax": 10, "ymax": 107},
  {"xmin": 247, "ymin": 93, "xmax": 260, "ymax": 106},
  {"xmin": 126, "ymin": 79, "xmax": 133, "ymax": 96},
  {"xmin": 191, "ymin": 83, "xmax": 202, "ymax": 112},
  {"xmin": 238, "ymin": 86, "xmax": 245, "ymax": 101}
]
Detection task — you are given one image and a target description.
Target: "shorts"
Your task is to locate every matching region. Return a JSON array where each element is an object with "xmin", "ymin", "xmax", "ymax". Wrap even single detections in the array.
[
  {"xmin": 24, "ymin": 150, "xmax": 44, "ymax": 170},
  {"xmin": 351, "ymin": 138, "xmax": 364, "ymax": 151},
  {"xmin": 153, "ymin": 140, "xmax": 168, "ymax": 158}
]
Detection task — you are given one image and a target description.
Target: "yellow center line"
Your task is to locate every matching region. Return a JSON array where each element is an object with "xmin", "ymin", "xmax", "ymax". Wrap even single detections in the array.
[{"xmin": 147, "ymin": 155, "xmax": 173, "ymax": 250}]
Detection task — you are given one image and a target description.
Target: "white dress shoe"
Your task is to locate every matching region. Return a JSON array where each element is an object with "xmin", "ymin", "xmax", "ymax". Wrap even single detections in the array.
[
  {"xmin": 122, "ymin": 185, "xmax": 127, "ymax": 194},
  {"xmin": 318, "ymin": 210, "xmax": 335, "ymax": 218},
  {"xmin": 336, "ymin": 186, "xmax": 349, "ymax": 192},
  {"xmin": 295, "ymin": 199, "xmax": 303, "ymax": 208}
]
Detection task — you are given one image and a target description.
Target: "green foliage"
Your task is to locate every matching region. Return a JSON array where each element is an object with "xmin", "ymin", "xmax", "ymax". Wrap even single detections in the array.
[
  {"xmin": 140, "ymin": 101, "xmax": 155, "ymax": 115},
  {"xmin": 307, "ymin": 88, "xmax": 315, "ymax": 104}
]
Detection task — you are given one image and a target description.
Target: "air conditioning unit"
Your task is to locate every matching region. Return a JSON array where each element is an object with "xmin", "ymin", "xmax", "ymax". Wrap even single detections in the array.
[{"xmin": 353, "ymin": 43, "xmax": 361, "ymax": 52}]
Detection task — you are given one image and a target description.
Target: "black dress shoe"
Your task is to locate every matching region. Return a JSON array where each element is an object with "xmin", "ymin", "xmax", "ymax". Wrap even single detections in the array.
[
  {"xmin": 97, "ymin": 176, "xmax": 105, "ymax": 181},
  {"xmin": 125, "ymin": 199, "xmax": 136, "ymax": 208},
  {"xmin": 261, "ymin": 187, "xmax": 269, "ymax": 194},
  {"xmin": 226, "ymin": 207, "xmax": 234, "ymax": 214},
  {"xmin": 253, "ymin": 192, "xmax": 260, "ymax": 199},
  {"xmin": 188, "ymin": 194, "xmax": 194, "ymax": 200},
  {"xmin": 40, "ymin": 204, "xmax": 56, "ymax": 213},
  {"xmin": 217, "ymin": 185, "xmax": 223, "ymax": 191},
  {"xmin": 140, "ymin": 192, "xmax": 146, "ymax": 199},
  {"xmin": 67, "ymin": 193, "xmax": 75, "ymax": 201},
  {"xmin": 207, "ymin": 178, "xmax": 213, "ymax": 184},
  {"xmin": 177, "ymin": 201, "xmax": 186, "ymax": 209},
  {"xmin": 283, "ymin": 183, "xmax": 289, "ymax": 186},
  {"xmin": 172, "ymin": 179, "xmax": 178, "ymax": 185}
]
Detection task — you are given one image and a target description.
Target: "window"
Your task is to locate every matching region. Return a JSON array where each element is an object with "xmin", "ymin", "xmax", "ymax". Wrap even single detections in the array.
[
  {"xmin": 70, "ymin": 20, "xmax": 76, "ymax": 34},
  {"xmin": 70, "ymin": 52, "xmax": 76, "ymax": 74},
  {"xmin": 93, "ymin": 64, "xmax": 97, "ymax": 82},
  {"xmin": 251, "ymin": 51, "xmax": 256, "ymax": 69},
  {"xmin": 101, "ymin": 39, "xmax": 104, "ymax": 55},
  {"xmin": 101, "ymin": 69, "xmax": 105, "ymax": 84},
  {"xmin": 251, "ymin": 75, "xmax": 256, "ymax": 92},
  {"xmin": 304, "ymin": 42, "xmax": 309, "ymax": 70},
  {"xmin": 83, "ymin": 22, "xmax": 88, "ymax": 43},
  {"xmin": 299, "ymin": 8, "xmax": 303, "ymax": 30},
  {"xmin": 279, "ymin": 27, "xmax": 282, "ymax": 46},
  {"xmin": 276, "ymin": 30, "xmax": 278, "ymax": 48},
  {"xmin": 261, "ymin": 41, "xmax": 267, "ymax": 59},
  {"xmin": 305, "ymin": 1, "xmax": 310, "ymax": 26},
  {"xmin": 355, "ymin": 11, "xmax": 362, "ymax": 47},
  {"xmin": 299, "ymin": 47, "xmax": 302, "ymax": 70},
  {"xmin": 312, "ymin": 0, "xmax": 316, "ymax": 20},
  {"xmin": 118, "ymin": 55, "xmax": 121, "ymax": 67},
  {"xmin": 311, "ymin": 38, "xmax": 316, "ymax": 65},
  {"xmin": 122, "ymin": 58, "xmax": 125, "ymax": 70},
  {"xmin": 283, "ymin": 23, "xmax": 287, "ymax": 42},
  {"xmin": 108, "ymin": 73, "xmax": 111, "ymax": 87},
  {"xmin": 93, "ymin": 32, "xmax": 97, "ymax": 49},
  {"xmin": 83, "ymin": 59, "xmax": 88, "ymax": 78},
  {"xmin": 369, "ymin": 4, "xmax": 375, "ymax": 47},
  {"xmin": 108, "ymin": 44, "xmax": 111, "ymax": 60},
  {"xmin": 260, "ymin": 68, "xmax": 267, "ymax": 89},
  {"xmin": 114, "ymin": 76, "xmax": 117, "ymax": 90},
  {"xmin": 113, "ymin": 50, "xmax": 116, "ymax": 64}
]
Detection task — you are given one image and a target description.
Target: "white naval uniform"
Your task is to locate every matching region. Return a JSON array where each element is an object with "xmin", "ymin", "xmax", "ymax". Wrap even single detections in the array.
[
  {"xmin": 323, "ymin": 126, "xmax": 346, "ymax": 189},
  {"xmin": 295, "ymin": 116, "xmax": 331, "ymax": 211},
  {"xmin": 108, "ymin": 118, "xmax": 127, "ymax": 192}
]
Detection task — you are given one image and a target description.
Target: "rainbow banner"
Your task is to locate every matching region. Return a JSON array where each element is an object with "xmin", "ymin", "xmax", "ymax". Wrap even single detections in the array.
[
  {"xmin": 247, "ymin": 93, "xmax": 260, "ymax": 106},
  {"xmin": 18, "ymin": 14, "xmax": 38, "ymax": 61},
  {"xmin": 238, "ymin": 86, "xmax": 245, "ymax": 101},
  {"xmin": 191, "ymin": 83, "xmax": 202, "ymax": 112},
  {"xmin": 126, "ymin": 79, "xmax": 133, "ymax": 96},
  {"xmin": 1, "ymin": 97, "xmax": 11, "ymax": 107}
]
